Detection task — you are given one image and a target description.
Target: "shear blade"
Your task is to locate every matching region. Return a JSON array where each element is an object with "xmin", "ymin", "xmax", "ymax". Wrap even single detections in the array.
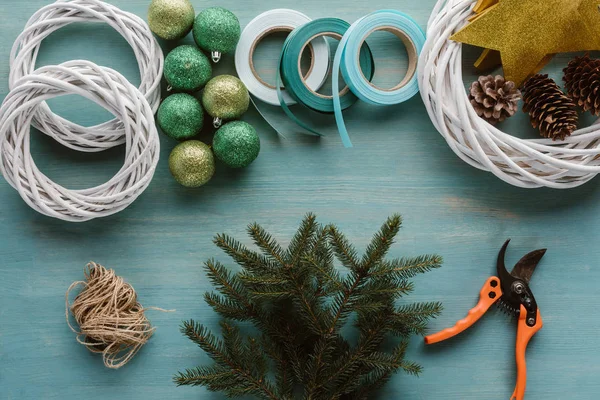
[{"xmin": 510, "ymin": 248, "xmax": 547, "ymax": 283}]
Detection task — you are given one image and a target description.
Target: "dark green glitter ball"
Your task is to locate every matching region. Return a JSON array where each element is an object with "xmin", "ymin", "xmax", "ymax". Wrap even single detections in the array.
[
  {"xmin": 158, "ymin": 93, "xmax": 204, "ymax": 140},
  {"xmin": 164, "ymin": 45, "xmax": 212, "ymax": 92},
  {"xmin": 193, "ymin": 7, "xmax": 241, "ymax": 57},
  {"xmin": 148, "ymin": 0, "xmax": 195, "ymax": 40},
  {"xmin": 169, "ymin": 140, "xmax": 215, "ymax": 187},
  {"xmin": 213, "ymin": 121, "xmax": 260, "ymax": 168}
]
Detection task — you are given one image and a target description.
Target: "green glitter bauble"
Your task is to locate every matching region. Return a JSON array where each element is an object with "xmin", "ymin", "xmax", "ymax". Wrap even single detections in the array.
[
  {"xmin": 148, "ymin": 0, "xmax": 195, "ymax": 40},
  {"xmin": 164, "ymin": 45, "xmax": 212, "ymax": 92},
  {"xmin": 202, "ymin": 75, "xmax": 249, "ymax": 124},
  {"xmin": 213, "ymin": 121, "xmax": 260, "ymax": 168},
  {"xmin": 157, "ymin": 94, "xmax": 204, "ymax": 140},
  {"xmin": 169, "ymin": 140, "xmax": 215, "ymax": 187},
  {"xmin": 193, "ymin": 7, "xmax": 241, "ymax": 61}
]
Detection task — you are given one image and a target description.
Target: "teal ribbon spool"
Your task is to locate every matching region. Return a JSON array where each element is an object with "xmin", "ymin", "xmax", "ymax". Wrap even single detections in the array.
[
  {"xmin": 333, "ymin": 10, "xmax": 426, "ymax": 147},
  {"xmin": 276, "ymin": 18, "xmax": 375, "ymax": 136}
]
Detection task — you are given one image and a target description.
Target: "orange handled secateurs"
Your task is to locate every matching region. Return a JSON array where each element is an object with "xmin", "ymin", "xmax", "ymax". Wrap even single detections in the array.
[{"xmin": 425, "ymin": 240, "xmax": 546, "ymax": 400}]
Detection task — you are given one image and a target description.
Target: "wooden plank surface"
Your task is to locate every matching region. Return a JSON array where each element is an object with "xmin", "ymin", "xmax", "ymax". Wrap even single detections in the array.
[{"xmin": 0, "ymin": 0, "xmax": 598, "ymax": 399}]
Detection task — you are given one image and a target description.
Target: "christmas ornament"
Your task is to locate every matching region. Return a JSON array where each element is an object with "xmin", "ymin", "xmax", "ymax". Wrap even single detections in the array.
[
  {"xmin": 468, "ymin": 0, "xmax": 555, "ymax": 73},
  {"xmin": 148, "ymin": 0, "xmax": 195, "ymax": 40},
  {"xmin": 213, "ymin": 121, "xmax": 260, "ymax": 168},
  {"xmin": 202, "ymin": 75, "xmax": 249, "ymax": 128},
  {"xmin": 164, "ymin": 45, "xmax": 212, "ymax": 92},
  {"xmin": 564, "ymin": 54, "xmax": 600, "ymax": 115},
  {"xmin": 169, "ymin": 140, "xmax": 215, "ymax": 187},
  {"xmin": 193, "ymin": 7, "xmax": 241, "ymax": 63},
  {"xmin": 468, "ymin": 75, "xmax": 521, "ymax": 125},
  {"xmin": 0, "ymin": 61, "xmax": 159, "ymax": 222},
  {"xmin": 9, "ymin": 0, "xmax": 163, "ymax": 151},
  {"xmin": 522, "ymin": 74, "xmax": 578, "ymax": 141},
  {"xmin": 175, "ymin": 214, "xmax": 443, "ymax": 398},
  {"xmin": 419, "ymin": 0, "xmax": 600, "ymax": 188},
  {"xmin": 451, "ymin": 0, "xmax": 600, "ymax": 86},
  {"xmin": 158, "ymin": 94, "xmax": 204, "ymax": 140},
  {"xmin": 66, "ymin": 262, "xmax": 162, "ymax": 369}
]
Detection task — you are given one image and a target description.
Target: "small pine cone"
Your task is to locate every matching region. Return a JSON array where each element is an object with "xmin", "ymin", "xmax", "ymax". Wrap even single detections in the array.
[
  {"xmin": 522, "ymin": 74, "xmax": 578, "ymax": 141},
  {"xmin": 468, "ymin": 75, "xmax": 521, "ymax": 124},
  {"xmin": 563, "ymin": 54, "xmax": 600, "ymax": 115}
]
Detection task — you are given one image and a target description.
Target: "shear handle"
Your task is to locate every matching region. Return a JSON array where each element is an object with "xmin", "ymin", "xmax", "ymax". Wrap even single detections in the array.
[
  {"xmin": 425, "ymin": 277, "xmax": 502, "ymax": 345},
  {"xmin": 511, "ymin": 306, "xmax": 543, "ymax": 400}
]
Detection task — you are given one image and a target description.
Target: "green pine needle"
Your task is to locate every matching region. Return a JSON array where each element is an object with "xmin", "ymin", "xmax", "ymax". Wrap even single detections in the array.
[{"xmin": 175, "ymin": 214, "xmax": 443, "ymax": 399}]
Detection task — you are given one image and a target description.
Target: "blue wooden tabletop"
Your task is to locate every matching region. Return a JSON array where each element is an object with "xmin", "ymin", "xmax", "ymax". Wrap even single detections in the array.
[{"xmin": 1, "ymin": 0, "xmax": 599, "ymax": 399}]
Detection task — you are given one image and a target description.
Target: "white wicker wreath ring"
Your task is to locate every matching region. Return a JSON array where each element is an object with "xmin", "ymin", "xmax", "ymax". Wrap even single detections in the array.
[
  {"xmin": 0, "ymin": 61, "xmax": 160, "ymax": 222},
  {"xmin": 419, "ymin": 0, "xmax": 600, "ymax": 189},
  {"xmin": 9, "ymin": 0, "xmax": 163, "ymax": 152}
]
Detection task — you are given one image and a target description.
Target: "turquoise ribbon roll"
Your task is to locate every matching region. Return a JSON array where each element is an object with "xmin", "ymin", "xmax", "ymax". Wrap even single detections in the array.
[
  {"xmin": 277, "ymin": 18, "xmax": 375, "ymax": 136},
  {"xmin": 333, "ymin": 10, "xmax": 426, "ymax": 147}
]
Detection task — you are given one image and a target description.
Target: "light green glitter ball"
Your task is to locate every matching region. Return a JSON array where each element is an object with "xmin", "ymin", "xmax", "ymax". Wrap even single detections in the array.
[
  {"xmin": 164, "ymin": 45, "xmax": 212, "ymax": 92},
  {"xmin": 202, "ymin": 75, "xmax": 249, "ymax": 123},
  {"xmin": 213, "ymin": 121, "xmax": 260, "ymax": 168},
  {"xmin": 148, "ymin": 0, "xmax": 195, "ymax": 40},
  {"xmin": 169, "ymin": 140, "xmax": 215, "ymax": 187},
  {"xmin": 158, "ymin": 94, "xmax": 204, "ymax": 140},
  {"xmin": 193, "ymin": 7, "xmax": 241, "ymax": 61}
]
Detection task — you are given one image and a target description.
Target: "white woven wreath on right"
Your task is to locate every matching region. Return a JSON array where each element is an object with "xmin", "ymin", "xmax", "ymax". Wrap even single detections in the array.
[{"xmin": 418, "ymin": 0, "xmax": 600, "ymax": 189}]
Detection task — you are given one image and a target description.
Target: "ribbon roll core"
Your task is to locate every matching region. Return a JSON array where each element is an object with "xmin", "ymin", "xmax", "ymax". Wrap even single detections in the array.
[
  {"xmin": 235, "ymin": 9, "xmax": 330, "ymax": 106},
  {"xmin": 333, "ymin": 10, "xmax": 426, "ymax": 147},
  {"xmin": 249, "ymin": 27, "xmax": 317, "ymax": 91},
  {"xmin": 358, "ymin": 27, "xmax": 418, "ymax": 93}
]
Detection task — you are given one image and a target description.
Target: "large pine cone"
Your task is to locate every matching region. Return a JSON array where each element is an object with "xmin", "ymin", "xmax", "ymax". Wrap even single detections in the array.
[
  {"xmin": 469, "ymin": 75, "xmax": 521, "ymax": 124},
  {"xmin": 522, "ymin": 74, "xmax": 578, "ymax": 141},
  {"xmin": 563, "ymin": 54, "xmax": 600, "ymax": 115}
]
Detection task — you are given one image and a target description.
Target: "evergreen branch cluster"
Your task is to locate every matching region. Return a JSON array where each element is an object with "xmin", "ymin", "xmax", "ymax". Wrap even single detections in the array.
[{"xmin": 174, "ymin": 214, "xmax": 443, "ymax": 399}]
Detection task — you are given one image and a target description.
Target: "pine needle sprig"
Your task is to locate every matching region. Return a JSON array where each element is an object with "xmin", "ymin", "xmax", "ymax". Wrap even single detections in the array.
[{"xmin": 175, "ymin": 214, "xmax": 443, "ymax": 399}]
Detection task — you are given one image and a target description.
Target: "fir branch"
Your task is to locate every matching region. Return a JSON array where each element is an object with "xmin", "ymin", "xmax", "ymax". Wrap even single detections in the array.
[
  {"xmin": 287, "ymin": 213, "xmax": 318, "ymax": 265},
  {"xmin": 391, "ymin": 302, "xmax": 444, "ymax": 336},
  {"xmin": 174, "ymin": 365, "xmax": 233, "ymax": 387},
  {"xmin": 327, "ymin": 225, "xmax": 361, "ymax": 271},
  {"xmin": 177, "ymin": 214, "xmax": 443, "ymax": 399},
  {"xmin": 360, "ymin": 214, "xmax": 402, "ymax": 269},
  {"xmin": 319, "ymin": 320, "xmax": 390, "ymax": 395},
  {"xmin": 248, "ymin": 223, "xmax": 287, "ymax": 266},
  {"xmin": 214, "ymin": 233, "xmax": 279, "ymax": 274},
  {"xmin": 179, "ymin": 320, "xmax": 279, "ymax": 400},
  {"xmin": 349, "ymin": 341, "xmax": 413, "ymax": 399},
  {"xmin": 204, "ymin": 259, "xmax": 248, "ymax": 303},
  {"xmin": 204, "ymin": 292, "xmax": 252, "ymax": 321},
  {"xmin": 376, "ymin": 254, "xmax": 443, "ymax": 279},
  {"xmin": 305, "ymin": 253, "xmax": 345, "ymax": 294}
]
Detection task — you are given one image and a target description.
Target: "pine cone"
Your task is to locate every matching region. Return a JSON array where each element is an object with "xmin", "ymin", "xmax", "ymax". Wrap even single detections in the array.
[
  {"xmin": 563, "ymin": 54, "xmax": 600, "ymax": 115},
  {"xmin": 468, "ymin": 75, "xmax": 521, "ymax": 124},
  {"xmin": 522, "ymin": 74, "xmax": 578, "ymax": 141}
]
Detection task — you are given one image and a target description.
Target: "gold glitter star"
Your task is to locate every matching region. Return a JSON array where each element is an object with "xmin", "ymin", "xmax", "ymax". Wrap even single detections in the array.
[{"xmin": 452, "ymin": 0, "xmax": 600, "ymax": 86}]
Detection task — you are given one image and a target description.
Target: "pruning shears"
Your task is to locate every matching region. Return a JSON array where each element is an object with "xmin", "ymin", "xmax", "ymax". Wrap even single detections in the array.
[{"xmin": 425, "ymin": 240, "xmax": 546, "ymax": 400}]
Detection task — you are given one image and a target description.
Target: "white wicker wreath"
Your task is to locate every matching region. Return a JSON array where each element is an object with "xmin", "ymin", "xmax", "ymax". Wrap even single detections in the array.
[
  {"xmin": 9, "ymin": 0, "xmax": 163, "ymax": 152},
  {"xmin": 418, "ymin": 0, "xmax": 600, "ymax": 189},
  {"xmin": 0, "ymin": 61, "xmax": 159, "ymax": 222}
]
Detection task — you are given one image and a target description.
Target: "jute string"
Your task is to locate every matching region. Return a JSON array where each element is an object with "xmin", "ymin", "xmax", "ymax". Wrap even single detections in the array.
[{"xmin": 66, "ymin": 262, "xmax": 171, "ymax": 369}]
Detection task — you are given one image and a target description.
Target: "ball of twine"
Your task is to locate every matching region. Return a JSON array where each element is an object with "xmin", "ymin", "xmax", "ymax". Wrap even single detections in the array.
[
  {"xmin": 66, "ymin": 262, "xmax": 165, "ymax": 369},
  {"xmin": 419, "ymin": 0, "xmax": 600, "ymax": 189},
  {"xmin": 9, "ymin": 0, "xmax": 163, "ymax": 152},
  {"xmin": 0, "ymin": 61, "xmax": 160, "ymax": 222}
]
